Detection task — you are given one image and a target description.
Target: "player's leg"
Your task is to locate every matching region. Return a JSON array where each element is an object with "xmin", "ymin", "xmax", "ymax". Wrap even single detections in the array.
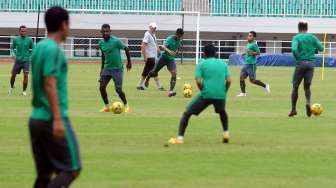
[
  {"xmin": 46, "ymin": 118, "xmax": 81, "ymax": 188},
  {"xmin": 303, "ymin": 63, "xmax": 314, "ymax": 117},
  {"xmin": 289, "ymin": 65, "xmax": 304, "ymax": 117},
  {"xmin": 99, "ymin": 72, "xmax": 112, "ymax": 112},
  {"xmin": 9, "ymin": 61, "xmax": 20, "ymax": 94},
  {"xmin": 112, "ymin": 69, "xmax": 129, "ymax": 112},
  {"xmin": 167, "ymin": 60, "xmax": 177, "ymax": 97},
  {"xmin": 22, "ymin": 62, "xmax": 29, "ymax": 95},
  {"xmin": 212, "ymin": 100, "xmax": 229, "ymax": 143},
  {"xmin": 29, "ymin": 118, "xmax": 54, "ymax": 188},
  {"xmin": 248, "ymin": 64, "xmax": 270, "ymax": 93},
  {"xmin": 145, "ymin": 56, "xmax": 166, "ymax": 87},
  {"xmin": 238, "ymin": 65, "xmax": 248, "ymax": 96},
  {"xmin": 137, "ymin": 58, "xmax": 152, "ymax": 90},
  {"xmin": 169, "ymin": 95, "xmax": 209, "ymax": 144}
]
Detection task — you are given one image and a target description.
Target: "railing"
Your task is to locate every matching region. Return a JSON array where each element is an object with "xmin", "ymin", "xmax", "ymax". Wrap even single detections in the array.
[
  {"xmin": 0, "ymin": 0, "xmax": 336, "ymax": 18},
  {"xmin": 1, "ymin": 36, "xmax": 335, "ymax": 60}
]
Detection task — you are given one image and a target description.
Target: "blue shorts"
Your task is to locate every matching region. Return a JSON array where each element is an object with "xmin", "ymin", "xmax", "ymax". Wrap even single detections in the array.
[
  {"xmin": 12, "ymin": 60, "xmax": 29, "ymax": 75},
  {"xmin": 100, "ymin": 68, "xmax": 123, "ymax": 89},
  {"xmin": 240, "ymin": 64, "xmax": 257, "ymax": 80},
  {"xmin": 152, "ymin": 56, "xmax": 176, "ymax": 73}
]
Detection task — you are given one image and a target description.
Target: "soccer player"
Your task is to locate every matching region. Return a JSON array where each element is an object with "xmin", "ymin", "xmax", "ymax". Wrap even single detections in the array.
[
  {"xmin": 145, "ymin": 28, "xmax": 184, "ymax": 97},
  {"xmin": 237, "ymin": 31, "xmax": 270, "ymax": 97},
  {"xmin": 137, "ymin": 22, "xmax": 164, "ymax": 91},
  {"xmin": 98, "ymin": 24, "xmax": 132, "ymax": 112},
  {"xmin": 288, "ymin": 21, "xmax": 323, "ymax": 117},
  {"xmin": 29, "ymin": 7, "xmax": 81, "ymax": 188},
  {"xmin": 9, "ymin": 25, "xmax": 34, "ymax": 96},
  {"xmin": 168, "ymin": 44, "xmax": 231, "ymax": 144}
]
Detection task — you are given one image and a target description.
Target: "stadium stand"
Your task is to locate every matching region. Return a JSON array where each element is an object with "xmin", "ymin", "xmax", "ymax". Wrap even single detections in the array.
[{"xmin": 0, "ymin": 0, "xmax": 335, "ymax": 18}]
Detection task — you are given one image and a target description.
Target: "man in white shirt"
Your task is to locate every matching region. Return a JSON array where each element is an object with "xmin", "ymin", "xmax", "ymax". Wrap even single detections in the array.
[{"xmin": 137, "ymin": 22, "xmax": 164, "ymax": 91}]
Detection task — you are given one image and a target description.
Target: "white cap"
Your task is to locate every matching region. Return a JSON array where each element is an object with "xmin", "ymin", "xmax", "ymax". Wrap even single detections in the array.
[{"xmin": 149, "ymin": 22, "xmax": 157, "ymax": 28}]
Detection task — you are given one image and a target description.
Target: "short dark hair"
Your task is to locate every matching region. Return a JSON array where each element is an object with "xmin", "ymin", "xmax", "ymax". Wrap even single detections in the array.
[
  {"xmin": 249, "ymin": 31, "xmax": 257, "ymax": 37},
  {"xmin": 45, "ymin": 6, "xmax": 69, "ymax": 32},
  {"xmin": 176, "ymin": 28, "xmax": 184, "ymax": 35},
  {"xmin": 101, "ymin": 24, "xmax": 110, "ymax": 30},
  {"xmin": 203, "ymin": 44, "xmax": 216, "ymax": 57},
  {"xmin": 298, "ymin": 21, "xmax": 308, "ymax": 31},
  {"xmin": 19, "ymin": 25, "xmax": 26, "ymax": 30}
]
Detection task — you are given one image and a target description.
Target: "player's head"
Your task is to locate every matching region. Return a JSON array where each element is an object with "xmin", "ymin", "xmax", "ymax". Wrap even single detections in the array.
[
  {"xmin": 175, "ymin": 28, "xmax": 184, "ymax": 40},
  {"xmin": 45, "ymin": 6, "xmax": 69, "ymax": 42},
  {"xmin": 101, "ymin": 24, "xmax": 111, "ymax": 40},
  {"xmin": 203, "ymin": 44, "xmax": 217, "ymax": 58},
  {"xmin": 298, "ymin": 20, "xmax": 308, "ymax": 32},
  {"xmin": 149, "ymin": 22, "xmax": 157, "ymax": 33},
  {"xmin": 248, "ymin": 31, "xmax": 257, "ymax": 42},
  {"xmin": 19, "ymin": 25, "xmax": 27, "ymax": 37}
]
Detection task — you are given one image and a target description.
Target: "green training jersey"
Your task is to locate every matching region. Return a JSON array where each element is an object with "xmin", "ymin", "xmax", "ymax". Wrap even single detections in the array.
[
  {"xmin": 99, "ymin": 36, "xmax": 127, "ymax": 70},
  {"xmin": 195, "ymin": 58, "xmax": 230, "ymax": 100},
  {"xmin": 31, "ymin": 38, "xmax": 69, "ymax": 120},
  {"xmin": 11, "ymin": 36, "xmax": 34, "ymax": 62},
  {"xmin": 244, "ymin": 41, "xmax": 260, "ymax": 64},
  {"xmin": 162, "ymin": 35, "xmax": 182, "ymax": 61},
  {"xmin": 291, "ymin": 33, "xmax": 323, "ymax": 62}
]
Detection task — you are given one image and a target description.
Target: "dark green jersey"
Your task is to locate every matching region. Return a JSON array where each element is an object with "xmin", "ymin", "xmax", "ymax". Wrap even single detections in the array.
[
  {"xmin": 244, "ymin": 41, "xmax": 260, "ymax": 64},
  {"xmin": 195, "ymin": 58, "xmax": 230, "ymax": 99},
  {"xmin": 31, "ymin": 38, "xmax": 68, "ymax": 120},
  {"xmin": 291, "ymin": 33, "xmax": 323, "ymax": 62},
  {"xmin": 162, "ymin": 35, "xmax": 182, "ymax": 61},
  {"xmin": 11, "ymin": 36, "xmax": 34, "ymax": 62},
  {"xmin": 99, "ymin": 36, "xmax": 127, "ymax": 70}
]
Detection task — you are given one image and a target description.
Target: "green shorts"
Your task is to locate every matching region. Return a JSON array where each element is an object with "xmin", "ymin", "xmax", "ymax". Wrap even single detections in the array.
[
  {"xmin": 292, "ymin": 61, "xmax": 314, "ymax": 87},
  {"xmin": 186, "ymin": 95, "xmax": 226, "ymax": 115},
  {"xmin": 240, "ymin": 64, "xmax": 257, "ymax": 80}
]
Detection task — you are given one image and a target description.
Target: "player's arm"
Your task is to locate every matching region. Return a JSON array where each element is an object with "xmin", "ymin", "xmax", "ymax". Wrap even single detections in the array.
[
  {"xmin": 141, "ymin": 42, "xmax": 148, "ymax": 62},
  {"xmin": 162, "ymin": 45, "xmax": 176, "ymax": 56},
  {"xmin": 44, "ymin": 76, "xmax": 64, "ymax": 139},
  {"xmin": 291, "ymin": 37, "xmax": 299, "ymax": 60},
  {"xmin": 124, "ymin": 47, "xmax": 132, "ymax": 71},
  {"xmin": 100, "ymin": 51, "xmax": 105, "ymax": 75},
  {"xmin": 248, "ymin": 44, "xmax": 260, "ymax": 56},
  {"xmin": 196, "ymin": 78, "xmax": 203, "ymax": 90},
  {"xmin": 11, "ymin": 38, "xmax": 16, "ymax": 57},
  {"xmin": 195, "ymin": 63, "xmax": 203, "ymax": 90},
  {"xmin": 226, "ymin": 76, "xmax": 231, "ymax": 92},
  {"xmin": 314, "ymin": 36, "xmax": 324, "ymax": 52}
]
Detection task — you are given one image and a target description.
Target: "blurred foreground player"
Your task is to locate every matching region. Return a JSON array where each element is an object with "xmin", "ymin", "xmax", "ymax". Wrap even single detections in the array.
[
  {"xmin": 29, "ymin": 7, "xmax": 81, "ymax": 188},
  {"xmin": 168, "ymin": 44, "xmax": 231, "ymax": 144}
]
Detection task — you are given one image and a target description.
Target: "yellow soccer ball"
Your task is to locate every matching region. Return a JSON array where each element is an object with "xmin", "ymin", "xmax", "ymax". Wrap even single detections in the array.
[
  {"xmin": 183, "ymin": 83, "xmax": 192, "ymax": 90},
  {"xmin": 183, "ymin": 88, "xmax": 193, "ymax": 98},
  {"xmin": 311, "ymin": 103, "xmax": 323, "ymax": 116},
  {"xmin": 111, "ymin": 102, "xmax": 124, "ymax": 114}
]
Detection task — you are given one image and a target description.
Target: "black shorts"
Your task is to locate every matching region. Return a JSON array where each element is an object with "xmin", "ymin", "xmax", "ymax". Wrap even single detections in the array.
[
  {"xmin": 240, "ymin": 64, "xmax": 256, "ymax": 80},
  {"xmin": 100, "ymin": 68, "xmax": 123, "ymax": 89},
  {"xmin": 292, "ymin": 61, "xmax": 314, "ymax": 87},
  {"xmin": 186, "ymin": 95, "xmax": 226, "ymax": 116},
  {"xmin": 142, "ymin": 58, "xmax": 157, "ymax": 77},
  {"xmin": 12, "ymin": 60, "xmax": 29, "ymax": 75},
  {"xmin": 152, "ymin": 56, "xmax": 176, "ymax": 73},
  {"xmin": 29, "ymin": 118, "xmax": 82, "ymax": 174}
]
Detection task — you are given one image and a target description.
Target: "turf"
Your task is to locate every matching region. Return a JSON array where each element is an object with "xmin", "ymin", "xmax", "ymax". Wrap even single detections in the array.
[{"xmin": 0, "ymin": 63, "xmax": 336, "ymax": 188}]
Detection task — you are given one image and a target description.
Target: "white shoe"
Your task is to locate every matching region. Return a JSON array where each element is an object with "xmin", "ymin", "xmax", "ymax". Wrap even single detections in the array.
[
  {"xmin": 22, "ymin": 91, "xmax": 27, "ymax": 96},
  {"xmin": 237, "ymin": 93, "xmax": 247, "ymax": 97},
  {"xmin": 265, "ymin": 84, "xmax": 271, "ymax": 94},
  {"xmin": 8, "ymin": 88, "xmax": 13, "ymax": 95}
]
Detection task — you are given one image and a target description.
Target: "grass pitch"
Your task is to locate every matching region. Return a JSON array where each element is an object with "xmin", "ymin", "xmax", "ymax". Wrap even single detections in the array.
[{"xmin": 0, "ymin": 63, "xmax": 336, "ymax": 188}]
